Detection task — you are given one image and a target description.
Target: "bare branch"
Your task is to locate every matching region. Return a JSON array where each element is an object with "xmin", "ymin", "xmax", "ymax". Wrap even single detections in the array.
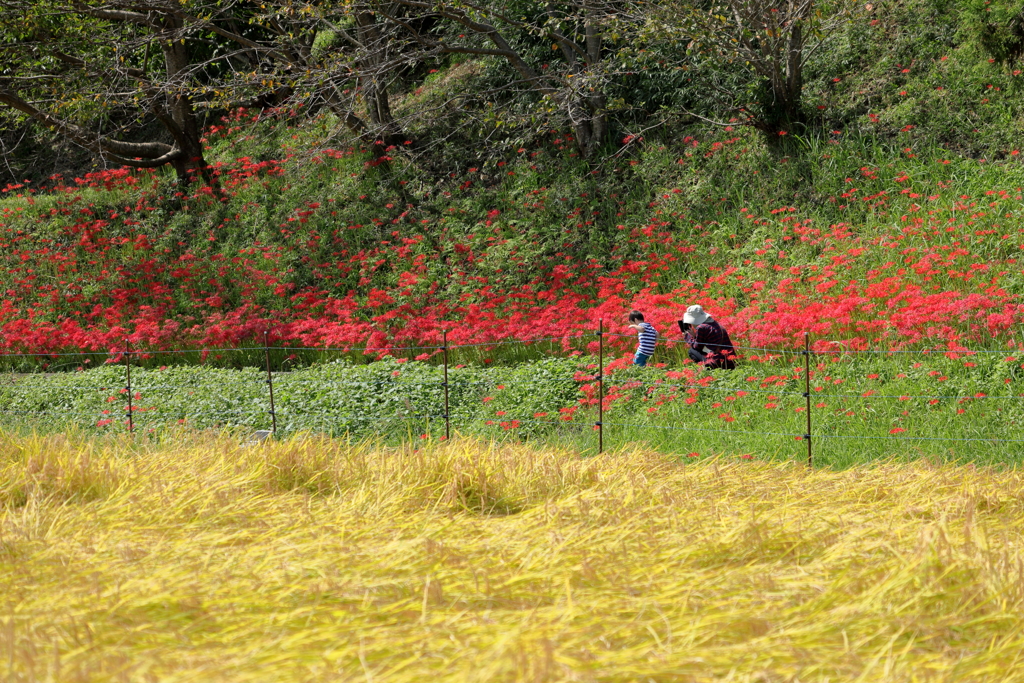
[
  {"xmin": 71, "ymin": 3, "xmax": 155, "ymax": 27},
  {"xmin": 0, "ymin": 87, "xmax": 180, "ymax": 160}
]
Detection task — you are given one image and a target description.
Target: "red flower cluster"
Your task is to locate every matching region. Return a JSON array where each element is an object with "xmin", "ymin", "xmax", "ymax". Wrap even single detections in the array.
[{"xmin": 2, "ymin": 127, "xmax": 1023, "ymax": 358}]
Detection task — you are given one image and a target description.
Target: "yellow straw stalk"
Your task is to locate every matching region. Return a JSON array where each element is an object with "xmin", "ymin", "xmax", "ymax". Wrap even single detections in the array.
[{"xmin": 3, "ymin": 432, "xmax": 1024, "ymax": 681}]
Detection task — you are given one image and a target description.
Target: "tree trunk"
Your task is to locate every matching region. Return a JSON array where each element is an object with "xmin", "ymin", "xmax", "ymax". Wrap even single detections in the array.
[
  {"xmin": 355, "ymin": 6, "xmax": 401, "ymax": 150},
  {"xmin": 784, "ymin": 22, "xmax": 804, "ymax": 125},
  {"xmin": 159, "ymin": 19, "xmax": 218, "ymax": 190},
  {"xmin": 569, "ymin": 108, "xmax": 605, "ymax": 159},
  {"xmin": 569, "ymin": 1, "xmax": 606, "ymax": 158}
]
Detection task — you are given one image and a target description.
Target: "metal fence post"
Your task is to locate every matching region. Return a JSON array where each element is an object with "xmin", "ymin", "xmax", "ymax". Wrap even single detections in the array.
[
  {"xmin": 442, "ymin": 330, "xmax": 450, "ymax": 440},
  {"xmin": 804, "ymin": 332, "xmax": 812, "ymax": 467},
  {"xmin": 264, "ymin": 330, "xmax": 277, "ymax": 435},
  {"xmin": 125, "ymin": 338, "xmax": 133, "ymax": 434},
  {"xmin": 597, "ymin": 319, "xmax": 604, "ymax": 455}
]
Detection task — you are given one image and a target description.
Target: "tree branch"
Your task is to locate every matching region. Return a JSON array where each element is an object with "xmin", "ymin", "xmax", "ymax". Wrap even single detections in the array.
[
  {"xmin": 0, "ymin": 87, "xmax": 179, "ymax": 160},
  {"xmin": 72, "ymin": 3, "xmax": 155, "ymax": 27}
]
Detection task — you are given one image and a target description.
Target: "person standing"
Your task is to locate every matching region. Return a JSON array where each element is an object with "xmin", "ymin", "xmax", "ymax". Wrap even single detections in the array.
[
  {"xmin": 679, "ymin": 305, "xmax": 736, "ymax": 370},
  {"xmin": 627, "ymin": 310, "xmax": 658, "ymax": 366}
]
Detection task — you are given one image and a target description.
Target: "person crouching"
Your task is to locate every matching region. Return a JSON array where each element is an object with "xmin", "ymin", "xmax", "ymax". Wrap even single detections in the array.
[
  {"xmin": 679, "ymin": 305, "xmax": 736, "ymax": 370},
  {"xmin": 627, "ymin": 310, "xmax": 657, "ymax": 366}
]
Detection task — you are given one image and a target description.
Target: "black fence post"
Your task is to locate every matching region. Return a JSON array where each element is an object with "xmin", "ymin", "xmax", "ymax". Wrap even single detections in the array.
[
  {"xmin": 597, "ymin": 319, "xmax": 604, "ymax": 455},
  {"xmin": 264, "ymin": 330, "xmax": 277, "ymax": 435},
  {"xmin": 442, "ymin": 330, "xmax": 450, "ymax": 441},
  {"xmin": 125, "ymin": 338, "xmax": 134, "ymax": 434},
  {"xmin": 804, "ymin": 332, "xmax": 812, "ymax": 467}
]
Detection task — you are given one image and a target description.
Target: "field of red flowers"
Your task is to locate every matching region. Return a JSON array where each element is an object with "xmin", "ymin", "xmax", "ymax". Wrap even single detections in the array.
[
  {"xmin": 2, "ymin": 106, "xmax": 1024, "ymax": 466},
  {"xmin": 2, "ymin": 109, "xmax": 1023, "ymax": 365}
]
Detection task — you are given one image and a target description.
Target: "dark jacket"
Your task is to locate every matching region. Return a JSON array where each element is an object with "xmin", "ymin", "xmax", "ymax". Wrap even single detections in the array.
[{"xmin": 679, "ymin": 318, "xmax": 737, "ymax": 369}]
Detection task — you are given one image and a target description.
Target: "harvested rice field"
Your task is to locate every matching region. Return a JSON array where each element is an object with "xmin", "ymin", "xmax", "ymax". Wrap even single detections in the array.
[{"xmin": 3, "ymin": 432, "xmax": 1024, "ymax": 682}]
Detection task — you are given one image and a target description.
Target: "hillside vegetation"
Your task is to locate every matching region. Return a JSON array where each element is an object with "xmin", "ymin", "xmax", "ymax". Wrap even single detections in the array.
[
  {"xmin": 3, "ymin": 0, "xmax": 1024, "ymax": 463},
  {"xmin": 1, "ymin": 0, "xmax": 1023, "ymax": 358}
]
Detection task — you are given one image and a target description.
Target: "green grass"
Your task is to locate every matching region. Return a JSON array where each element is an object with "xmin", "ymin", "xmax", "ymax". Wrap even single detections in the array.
[{"xmin": 4, "ymin": 348, "xmax": 1022, "ymax": 468}]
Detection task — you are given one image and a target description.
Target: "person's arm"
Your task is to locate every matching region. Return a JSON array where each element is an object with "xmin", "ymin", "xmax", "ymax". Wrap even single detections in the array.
[
  {"xmin": 696, "ymin": 324, "xmax": 728, "ymax": 354},
  {"xmin": 680, "ymin": 321, "xmax": 697, "ymax": 347},
  {"xmin": 692, "ymin": 324, "xmax": 712, "ymax": 353}
]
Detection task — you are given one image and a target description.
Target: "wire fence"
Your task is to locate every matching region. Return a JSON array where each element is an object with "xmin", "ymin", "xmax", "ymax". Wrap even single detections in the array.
[{"xmin": 1, "ymin": 326, "xmax": 1022, "ymax": 464}]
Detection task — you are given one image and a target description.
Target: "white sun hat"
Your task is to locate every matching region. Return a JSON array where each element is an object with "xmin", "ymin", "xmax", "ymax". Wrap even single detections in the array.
[{"xmin": 682, "ymin": 304, "xmax": 711, "ymax": 325}]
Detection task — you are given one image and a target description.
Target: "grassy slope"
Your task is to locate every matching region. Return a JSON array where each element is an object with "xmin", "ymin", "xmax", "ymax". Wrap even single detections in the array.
[
  {"xmin": 2, "ymin": 0, "xmax": 1024, "ymax": 463},
  {"xmin": 4, "ymin": 434, "xmax": 1024, "ymax": 682},
  {"xmin": 1, "ymin": 0, "xmax": 1024, "ymax": 356}
]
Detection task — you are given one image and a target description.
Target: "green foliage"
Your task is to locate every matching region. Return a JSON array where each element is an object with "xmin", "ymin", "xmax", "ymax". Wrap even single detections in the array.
[
  {"xmin": 0, "ymin": 356, "xmax": 587, "ymax": 441},
  {"xmin": 960, "ymin": 0, "xmax": 1024, "ymax": 63},
  {"xmin": 311, "ymin": 29, "xmax": 341, "ymax": 59},
  {"xmin": 5, "ymin": 351, "xmax": 1024, "ymax": 467},
  {"xmin": 4, "ymin": 0, "xmax": 1024, "ymax": 472}
]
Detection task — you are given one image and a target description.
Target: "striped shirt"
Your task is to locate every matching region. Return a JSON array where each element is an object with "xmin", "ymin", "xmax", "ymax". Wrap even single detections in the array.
[{"xmin": 636, "ymin": 322, "xmax": 657, "ymax": 356}]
